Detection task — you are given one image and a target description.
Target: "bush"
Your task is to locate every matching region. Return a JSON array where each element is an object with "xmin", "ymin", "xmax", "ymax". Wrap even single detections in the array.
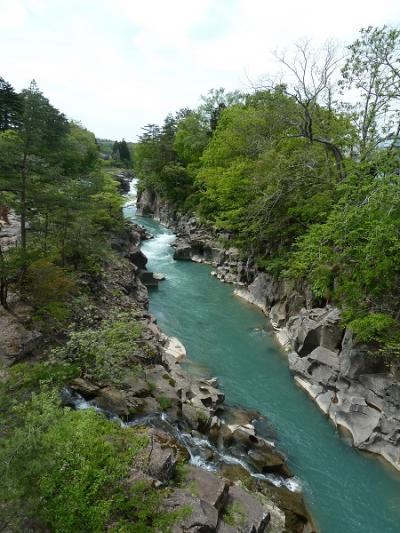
[
  {"xmin": 53, "ymin": 312, "xmax": 142, "ymax": 383},
  {"xmin": 23, "ymin": 258, "xmax": 76, "ymax": 321},
  {"xmin": 0, "ymin": 390, "xmax": 184, "ymax": 532},
  {"xmin": 157, "ymin": 396, "xmax": 173, "ymax": 411},
  {"xmin": 0, "ymin": 361, "xmax": 79, "ymax": 422},
  {"xmin": 347, "ymin": 313, "xmax": 397, "ymax": 344}
]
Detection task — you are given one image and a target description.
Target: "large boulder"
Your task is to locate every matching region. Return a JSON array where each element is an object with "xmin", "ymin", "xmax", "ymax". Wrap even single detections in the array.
[
  {"xmin": 221, "ymin": 485, "xmax": 270, "ymax": 533},
  {"xmin": 218, "ymin": 422, "xmax": 289, "ymax": 476},
  {"xmin": 238, "ymin": 274, "xmax": 282, "ymax": 312},
  {"xmin": 136, "ymin": 188, "xmax": 157, "ymax": 216},
  {"xmin": 333, "ymin": 400, "xmax": 382, "ymax": 447},
  {"xmin": 287, "ymin": 307, "xmax": 343, "ymax": 357},
  {"xmin": 165, "ymin": 489, "xmax": 219, "ymax": 532},
  {"xmin": 129, "ymin": 247, "xmax": 148, "ymax": 269},
  {"xmin": 69, "ymin": 377, "xmax": 100, "ymax": 398},
  {"xmin": 120, "ymin": 371, "xmax": 151, "ymax": 397},
  {"xmin": 269, "ymin": 301, "xmax": 287, "ymax": 328},
  {"xmin": 185, "ymin": 466, "xmax": 229, "ymax": 510},
  {"xmin": 164, "ymin": 336, "xmax": 187, "ymax": 362},
  {"xmin": 185, "ymin": 382, "xmax": 225, "ymax": 413},
  {"xmin": 93, "ymin": 386, "xmax": 140, "ymax": 417},
  {"xmin": 308, "ymin": 346, "xmax": 341, "ymax": 371},
  {"xmin": 339, "ymin": 329, "xmax": 383, "ymax": 378},
  {"xmin": 147, "ymin": 438, "xmax": 177, "ymax": 482},
  {"xmin": 173, "ymin": 243, "xmax": 193, "ymax": 261},
  {"xmin": 138, "ymin": 270, "xmax": 159, "ymax": 287}
]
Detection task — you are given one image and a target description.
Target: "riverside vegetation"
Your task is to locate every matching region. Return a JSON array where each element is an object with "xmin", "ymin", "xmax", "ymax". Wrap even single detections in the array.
[
  {"xmin": 134, "ymin": 26, "xmax": 400, "ymax": 360},
  {"xmin": 134, "ymin": 26, "xmax": 400, "ymax": 473},
  {"xmin": 0, "ymin": 79, "xmax": 314, "ymax": 531},
  {"xmin": 0, "ymin": 78, "xmax": 180, "ymax": 530}
]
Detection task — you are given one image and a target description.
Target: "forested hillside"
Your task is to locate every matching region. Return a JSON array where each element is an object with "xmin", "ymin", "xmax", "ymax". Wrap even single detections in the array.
[
  {"xmin": 0, "ymin": 78, "xmax": 186, "ymax": 531},
  {"xmin": 134, "ymin": 26, "xmax": 400, "ymax": 358},
  {"xmin": 0, "ymin": 78, "xmax": 125, "ymax": 311}
]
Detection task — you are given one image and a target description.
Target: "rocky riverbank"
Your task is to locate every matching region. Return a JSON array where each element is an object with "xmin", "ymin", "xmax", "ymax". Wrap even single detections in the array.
[
  {"xmin": 137, "ymin": 188, "xmax": 400, "ymax": 474},
  {"xmin": 0, "ymin": 188, "xmax": 315, "ymax": 532},
  {"xmin": 95, "ymin": 217, "xmax": 315, "ymax": 532}
]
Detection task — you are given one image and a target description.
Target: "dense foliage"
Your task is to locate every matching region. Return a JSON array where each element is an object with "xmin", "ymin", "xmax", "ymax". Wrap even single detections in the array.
[
  {"xmin": 0, "ymin": 78, "xmax": 190, "ymax": 531},
  {"xmin": 0, "ymin": 387, "xmax": 182, "ymax": 532},
  {"xmin": 53, "ymin": 312, "xmax": 142, "ymax": 384},
  {"xmin": 0, "ymin": 79, "xmax": 125, "ymax": 315},
  {"xmin": 0, "ymin": 313, "xmax": 186, "ymax": 532},
  {"xmin": 134, "ymin": 26, "xmax": 400, "ymax": 353}
]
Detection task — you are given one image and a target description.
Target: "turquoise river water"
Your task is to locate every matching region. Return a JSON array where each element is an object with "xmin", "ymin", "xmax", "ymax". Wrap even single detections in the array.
[{"xmin": 125, "ymin": 203, "xmax": 400, "ymax": 533}]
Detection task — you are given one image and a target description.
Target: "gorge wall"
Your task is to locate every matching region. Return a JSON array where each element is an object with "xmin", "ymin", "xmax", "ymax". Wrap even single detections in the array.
[
  {"xmin": 0, "ymin": 192, "xmax": 315, "ymax": 532},
  {"xmin": 137, "ymin": 188, "xmax": 400, "ymax": 473}
]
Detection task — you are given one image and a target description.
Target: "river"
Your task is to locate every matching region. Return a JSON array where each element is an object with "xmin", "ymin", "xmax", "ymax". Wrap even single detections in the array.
[{"xmin": 124, "ymin": 199, "xmax": 400, "ymax": 533}]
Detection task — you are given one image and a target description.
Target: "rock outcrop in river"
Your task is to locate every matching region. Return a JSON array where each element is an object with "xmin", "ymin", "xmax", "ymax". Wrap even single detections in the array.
[{"xmin": 137, "ymin": 188, "xmax": 400, "ymax": 473}]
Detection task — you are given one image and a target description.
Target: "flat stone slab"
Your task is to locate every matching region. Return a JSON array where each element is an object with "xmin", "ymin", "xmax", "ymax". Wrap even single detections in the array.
[
  {"xmin": 165, "ymin": 489, "xmax": 219, "ymax": 532},
  {"xmin": 309, "ymin": 346, "xmax": 340, "ymax": 371},
  {"xmin": 164, "ymin": 336, "xmax": 187, "ymax": 362}
]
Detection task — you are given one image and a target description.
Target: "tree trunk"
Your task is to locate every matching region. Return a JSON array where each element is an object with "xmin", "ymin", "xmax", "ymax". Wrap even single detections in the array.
[
  {"xmin": 313, "ymin": 136, "xmax": 346, "ymax": 180},
  {"xmin": 0, "ymin": 245, "xmax": 8, "ymax": 309},
  {"xmin": 20, "ymin": 153, "xmax": 27, "ymax": 251}
]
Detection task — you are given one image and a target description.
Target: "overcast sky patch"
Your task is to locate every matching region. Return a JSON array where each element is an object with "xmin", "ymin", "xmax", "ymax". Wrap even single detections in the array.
[{"xmin": 1, "ymin": 0, "xmax": 399, "ymax": 140}]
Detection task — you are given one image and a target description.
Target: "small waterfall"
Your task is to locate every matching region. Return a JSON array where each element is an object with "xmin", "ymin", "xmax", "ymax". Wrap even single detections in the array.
[{"xmin": 63, "ymin": 388, "xmax": 301, "ymax": 492}]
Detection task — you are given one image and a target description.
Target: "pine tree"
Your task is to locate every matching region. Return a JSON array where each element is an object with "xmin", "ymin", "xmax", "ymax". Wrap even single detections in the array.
[
  {"xmin": 0, "ymin": 77, "xmax": 22, "ymax": 131},
  {"xmin": 0, "ymin": 80, "xmax": 68, "ymax": 251},
  {"xmin": 118, "ymin": 139, "xmax": 131, "ymax": 164}
]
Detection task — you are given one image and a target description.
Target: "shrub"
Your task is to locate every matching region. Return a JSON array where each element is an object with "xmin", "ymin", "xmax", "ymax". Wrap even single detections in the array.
[
  {"xmin": 53, "ymin": 312, "xmax": 142, "ymax": 383},
  {"xmin": 157, "ymin": 396, "xmax": 173, "ymax": 411},
  {"xmin": 223, "ymin": 502, "xmax": 246, "ymax": 527},
  {"xmin": 0, "ymin": 391, "xmax": 183, "ymax": 532},
  {"xmin": 347, "ymin": 313, "xmax": 397, "ymax": 344},
  {"xmin": 23, "ymin": 258, "xmax": 76, "ymax": 321}
]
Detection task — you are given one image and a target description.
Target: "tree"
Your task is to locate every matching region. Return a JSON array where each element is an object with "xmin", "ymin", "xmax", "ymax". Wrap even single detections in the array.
[
  {"xmin": 0, "ymin": 79, "xmax": 126, "ymax": 309},
  {"xmin": 118, "ymin": 139, "xmax": 131, "ymax": 164},
  {"xmin": 174, "ymin": 111, "xmax": 209, "ymax": 165},
  {"xmin": 288, "ymin": 173, "xmax": 400, "ymax": 351},
  {"xmin": 199, "ymin": 87, "xmax": 245, "ymax": 132},
  {"xmin": 112, "ymin": 139, "xmax": 132, "ymax": 166},
  {"xmin": 341, "ymin": 26, "xmax": 400, "ymax": 158},
  {"xmin": 271, "ymin": 41, "xmax": 346, "ymax": 178},
  {"xmin": 134, "ymin": 117, "xmax": 181, "ymax": 198},
  {"xmin": 0, "ymin": 77, "xmax": 22, "ymax": 131},
  {"xmin": 0, "ymin": 245, "xmax": 22, "ymax": 308},
  {"xmin": 0, "ymin": 80, "xmax": 68, "ymax": 251}
]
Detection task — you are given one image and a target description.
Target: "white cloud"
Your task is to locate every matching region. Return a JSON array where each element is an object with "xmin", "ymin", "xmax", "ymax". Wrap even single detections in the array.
[
  {"xmin": 0, "ymin": 0, "xmax": 28, "ymax": 28},
  {"xmin": 0, "ymin": 0, "xmax": 399, "ymax": 139}
]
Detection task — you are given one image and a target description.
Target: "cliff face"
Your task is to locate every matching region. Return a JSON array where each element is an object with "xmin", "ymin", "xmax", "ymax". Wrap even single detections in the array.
[
  {"xmin": 136, "ymin": 188, "xmax": 176, "ymax": 223},
  {"xmin": 137, "ymin": 189, "xmax": 400, "ymax": 473}
]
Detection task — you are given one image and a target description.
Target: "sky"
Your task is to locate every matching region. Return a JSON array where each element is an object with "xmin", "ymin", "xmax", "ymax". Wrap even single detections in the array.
[{"xmin": 1, "ymin": 0, "xmax": 400, "ymax": 141}]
